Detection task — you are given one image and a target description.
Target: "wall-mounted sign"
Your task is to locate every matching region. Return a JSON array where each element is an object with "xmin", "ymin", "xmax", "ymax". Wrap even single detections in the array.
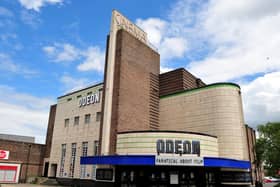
[
  {"xmin": 0, "ymin": 150, "xmax": 9, "ymax": 159},
  {"xmin": 79, "ymin": 92, "xmax": 100, "ymax": 107},
  {"xmin": 156, "ymin": 139, "xmax": 200, "ymax": 156},
  {"xmin": 113, "ymin": 10, "xmax": 147, "ymax": 44},
  {"xmin": 155, "ymin": 155, "xmax": 204, "ymax": 166}
]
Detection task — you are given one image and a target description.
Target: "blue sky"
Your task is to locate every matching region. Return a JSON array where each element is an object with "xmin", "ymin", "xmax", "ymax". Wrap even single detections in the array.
[{"xmin": 1, "ymin": 0, "xmax": 280, "ymax": 143}]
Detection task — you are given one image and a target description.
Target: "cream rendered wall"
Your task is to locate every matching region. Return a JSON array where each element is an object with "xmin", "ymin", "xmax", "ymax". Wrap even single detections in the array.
[
  {"xmin": 48, "ymin": 84, "xmax": 103, "ymax": 179},
  {"xmin": 116, "ymin": 132, "xmax": 218, "ymax": 157},
  {"xmin": 160, "ymin": 84, "xmax": 249, "ymax": 161}
]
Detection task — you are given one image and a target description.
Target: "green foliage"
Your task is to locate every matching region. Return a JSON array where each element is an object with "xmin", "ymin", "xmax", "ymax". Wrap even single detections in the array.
[{"xmin": 256, "ymin": 122, "xmax": 280, "ymax": 176}]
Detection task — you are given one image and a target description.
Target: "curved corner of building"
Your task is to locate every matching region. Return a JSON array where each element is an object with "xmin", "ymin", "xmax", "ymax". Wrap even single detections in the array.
[{"xmin": 159, "ymin": 82, "xmax": 248, "ymax": 161}]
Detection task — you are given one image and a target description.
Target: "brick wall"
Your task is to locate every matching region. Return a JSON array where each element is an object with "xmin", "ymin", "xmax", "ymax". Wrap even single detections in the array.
[
  {"xmin": 0, "ymin": 139, "xmax": 45, "ymax": 182},
  {"xmin": 245, "ymin": 125, "xmax": 263, "ymax": 184},
  {"xmin": 159, "ymin": 68, "xmax": 206, "ymax": 96},
  {"xmin": 108, "ymin": 29, "xmax": 160, "ymax": 153}
]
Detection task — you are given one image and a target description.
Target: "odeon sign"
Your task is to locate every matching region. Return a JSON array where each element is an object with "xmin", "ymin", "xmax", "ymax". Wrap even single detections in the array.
[
  {"xmin": 79, "ymin": 91, "xmax": 100, "ymax": 107},
  {"xmin": 113, "ymin": 10, "xmax": 147, "ymax": 44},
  {"xmin": 156, "ymin": 139, "xmax": 200, "ymax": 156}
]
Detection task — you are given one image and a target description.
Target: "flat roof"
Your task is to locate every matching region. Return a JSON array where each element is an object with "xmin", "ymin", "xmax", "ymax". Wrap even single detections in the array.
[
  {"xmin": 57, "ymin": 82, "xmax": 103, "ymax": 99},
  {"xmin": 160, "ymin": 82, "xmax": 240, "ymax": 99}
]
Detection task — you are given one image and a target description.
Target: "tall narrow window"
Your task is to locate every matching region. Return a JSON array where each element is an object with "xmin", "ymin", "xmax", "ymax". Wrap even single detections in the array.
[
  {"xmin": 74, "ymin": 116, "xmax": 79, "ymax": 126},
  {"xmin": 59, "ymin": 144, "xmax": 66, "ymax": 177},
  {"xmin": 85, "ymin": 114, "xmax": 91, "ymax": 124},
  {"xmin": 96, "ymin": 112, "xmax": 101, "ymax": 122},
  {"xmin": 94, "ymin": 141, "xmax": 99, "ymax": 156},
  {"xmin": 64, "ymin": 118, "xmax": 69, "ymax": 127},
  {"xmin": 69, "ymin": 143, "xmax": 76, "ymax": 178},
  {"xmin": 80, "ymin": 142, "xmax": 88, "ymax": 178},
  {"xmin": 82, "ymin": 142, "xmax": 88, "ymax": 156}
]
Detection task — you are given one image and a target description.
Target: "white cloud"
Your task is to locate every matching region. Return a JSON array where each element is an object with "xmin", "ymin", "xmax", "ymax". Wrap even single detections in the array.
[
  {"xmin": 20, "ymin": 9, "xmax": 41, "ymax": 28},
  {"xmin": 77, "ymin": 47, "xmax": 104, "ymax": 72},
  {"xmin": 0, "ymin": 53, "xmax": 37, "ymax": 77},
  {"xmin": 43, "ymin": 43, "xmax": 80, "ymax": 62},
  {"xmin": 60, "ymin": 75, "xmax": 91, "ymax": 93},
  {"xmin": 136, "ymin": 18, "xmax": 167, "ymax": 47},
  {"xmin": 186, "ymin": 0, "xmax": 280, "ymax": 83},
  {"xmin": 135, "ymin": 0, "xmax": 280, "ymax": 126},
  {"xmin": 0, "ymin": 53, "xmax": 18, "ymax": 72},
  {"xmin": 43, "ymin": 43, "xmax": 105, "ymax": 72},
  {"xmin": 160, "ymin": 37, "xmax": 187, "ymax": 61},
  {"xmin": 0, "ymin": 6, "xmax": 14, "ymax": 17},
  {"xmin": 160, "ymin": 66, "xmax": 174, "ymax": 73},
  {"xmin": 136, "ymin": 0, "xmax": 280, "ymax": 83},
  {"xmin": 0, "ymin": 85, "xmax": 54, "ymax": 143},
  {"xmin": 242, "ymin": 71, "xmax": 280, "ymax": 127},
  {"xmin": 18, "ymin": 0, "xmax": 63, "ymax": 12},
  {"xmin": 136, "ymin": 18, "xmax": 188, "ymax": 62},
  {"xmin": 42, "ymin": 46, "xmax": 55, "ymax": 55}
]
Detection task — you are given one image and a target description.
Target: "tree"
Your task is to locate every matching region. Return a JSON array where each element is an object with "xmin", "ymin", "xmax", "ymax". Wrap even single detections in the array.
[{"xmin": 256, "ymin": 122, "xmax": 280, "ymax": 176}]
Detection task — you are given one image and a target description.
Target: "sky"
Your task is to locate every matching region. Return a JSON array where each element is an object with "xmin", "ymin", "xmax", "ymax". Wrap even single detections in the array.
[{"xmin": 0, "ymin": 0, "xmax": 280, "ymax": 143}]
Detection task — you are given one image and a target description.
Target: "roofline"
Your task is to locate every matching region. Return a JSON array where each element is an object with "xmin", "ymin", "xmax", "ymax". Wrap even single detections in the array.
[
  {"xmin": 57, "ymin": 82, "xmax": 103, "ymax": 99},
  {"xmin": 0, "ymin": 138, "xmax": 45, "ymax": 146},
  {"xmin": 117, "ymin": 130, "xmax": 217, "ymax": 138},
  {"xmin": 160, "ymin": 82, "xmax": 240, "ymax": 99},
  {"xmin": 159, "ymin": 67, "xmax": 185, "ymax": 75}
]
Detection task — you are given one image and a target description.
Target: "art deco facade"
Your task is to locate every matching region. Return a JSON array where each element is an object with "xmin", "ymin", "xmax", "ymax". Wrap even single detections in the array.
[{"xmin": 43, "ymin": 10, "xmax": 261, "ymax": 187}]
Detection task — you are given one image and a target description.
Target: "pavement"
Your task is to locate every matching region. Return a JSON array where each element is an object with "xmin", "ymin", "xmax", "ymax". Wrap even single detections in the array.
[
  {"xmin": 1, "ymin": 182, "xmax": 278, "ymax": 187},
  {"xmin": 0, "ymin": 184, "xmax": 65, "ymax": 187}
]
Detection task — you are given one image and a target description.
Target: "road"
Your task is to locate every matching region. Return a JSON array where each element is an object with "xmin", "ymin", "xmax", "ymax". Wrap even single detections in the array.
[{"xmin": 263, "ymin": 183, "xmax": 279, "ymax": 187}]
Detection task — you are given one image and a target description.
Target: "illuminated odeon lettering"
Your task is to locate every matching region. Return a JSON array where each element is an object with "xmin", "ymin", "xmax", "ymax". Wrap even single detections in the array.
[
  {"xmin": 156, "ymin": 139, "xmax": 200, "ymax": 156},
  {"xmin": 79, "ymin": 92, "xmax": 100, "ymax": 107}
]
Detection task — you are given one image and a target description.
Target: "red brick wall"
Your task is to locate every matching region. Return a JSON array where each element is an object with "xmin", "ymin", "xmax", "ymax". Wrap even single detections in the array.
[
  {"xmin": 159, "ymin": 68, "xmax": 206, "ymax": 96},
  {"xmin": 0, "ymin": 139, "xmax": 45, "ymax": 182}
]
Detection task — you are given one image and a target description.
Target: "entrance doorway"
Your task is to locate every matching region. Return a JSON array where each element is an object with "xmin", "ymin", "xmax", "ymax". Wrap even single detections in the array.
[
  {"xmin": 43, "ymin": 162, "xmax": 49, "ymax": 177},
  {"xmin": 116, "ymin": 166, "xmax": 208, "ymax": 187},
  {"xmin": 49, "ymin": 164, "xmax": 57, "ymax": 178}
]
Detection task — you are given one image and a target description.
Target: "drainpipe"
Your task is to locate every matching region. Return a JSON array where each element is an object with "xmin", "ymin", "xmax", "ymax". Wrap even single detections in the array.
[{"xmin": 25, "ymin": 144, "xmax": 32, "ymax": 182}]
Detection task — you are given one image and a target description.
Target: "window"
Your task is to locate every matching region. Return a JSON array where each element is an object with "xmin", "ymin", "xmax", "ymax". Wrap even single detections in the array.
[
  {"xmin": 77, "ymin": 95, "xmax": 82, "ymax": 99},
  {"xmin": 80, "ymin": 142, "xmax": 88, "ymax": 178},
  {"xmin": 74, "ymin": 116, "xmax": 79, "ymax": 126},
  {"xmin": 64, "ymin": 118, "xmax": 69, "ymax": 127},
  {"xmin": 85, "ymin": 114, "xmax": 91, "ymax": 124},
  {"xmin": 87, "ymin": 91, "xmax": 92, "ymax": 95},
  {"xmin": 67, "ymin": 98, "xmax": 72, "ymax": 101},
  {"xmin": 82, "ymin": 142, "xmax": 88, "ymax": 156},
  {"xmin": 69, "ymin": 143, "xmax": 76, "ymax": 178},
  {"xmin": 94, "ymin": 140, "xmax": 99, "ymax": 156},
  {"xmin": 96, "ymin": 112, "xmax": 101, "ymax": 122},
  {"xmin": 59, "ymin": 144, "xmax": 66, "ymax": 177}
]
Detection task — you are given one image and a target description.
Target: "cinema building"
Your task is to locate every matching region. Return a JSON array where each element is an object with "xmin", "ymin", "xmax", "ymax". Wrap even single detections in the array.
[{"xmin": 45, "ymin": 10, "xmax": 261, "ymax": 186}]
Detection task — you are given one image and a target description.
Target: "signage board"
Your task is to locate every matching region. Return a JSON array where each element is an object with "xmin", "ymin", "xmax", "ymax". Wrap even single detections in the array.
[
  {"xmin": 79, "ymin": 92, "xmax": 100, "ymax": 107},
  {"xmin": 113, "ymin": 10, "xmax": 147, "ymax": 44},
  {"xmin": 0, "ymin": 150, "xmax": 9, "ymax": 159},
  {"xmin": 156, "ymin": 139, "xmax": 200, "ymax": 156},
  {"xmin": 155, "ymin": 155, "xmax": 204, "ymax": 166}
]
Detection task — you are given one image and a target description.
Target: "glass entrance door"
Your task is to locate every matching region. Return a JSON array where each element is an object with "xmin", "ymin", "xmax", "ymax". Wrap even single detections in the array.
[{"xmin": 116, "ymin": 166, "xmax": 206, "ymax": 187}]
